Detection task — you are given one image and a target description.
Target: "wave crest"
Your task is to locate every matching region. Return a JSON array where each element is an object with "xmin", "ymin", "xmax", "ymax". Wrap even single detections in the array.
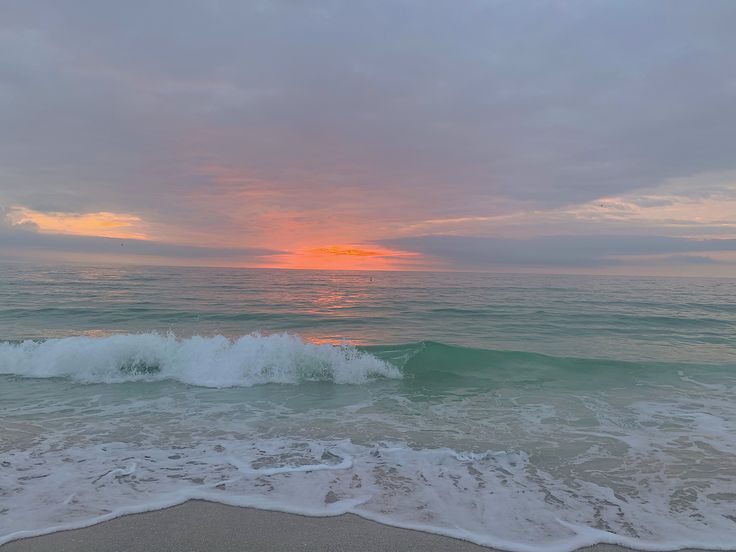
[{"xmin": 0, "ymin": 333, "xmax": 401, "ymax": 387}]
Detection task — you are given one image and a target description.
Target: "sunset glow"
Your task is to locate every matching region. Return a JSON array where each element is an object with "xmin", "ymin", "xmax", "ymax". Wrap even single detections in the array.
[
  {"xmin": 9, "ymin": 208, "xmax": 147, "ymax": 240},
  {"xmin": 2, "ymin": 1, "xmax": 736, "ymax": 276},
  {"xmin": 315, "ymin": 246, "xmax": 383, "ymax": 257},
  {"xmin": 278, "ymin": 245, "xmax": 419, "ymax": 271}
]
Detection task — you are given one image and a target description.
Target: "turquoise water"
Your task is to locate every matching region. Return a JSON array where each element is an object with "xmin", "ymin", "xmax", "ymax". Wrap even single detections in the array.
[{"xmin": 1, "ymin": 263, "xmax": 735, "ymax": 550}]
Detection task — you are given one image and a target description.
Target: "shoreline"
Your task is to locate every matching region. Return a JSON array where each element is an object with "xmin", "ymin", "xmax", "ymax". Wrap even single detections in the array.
[{"xmin": 0, "ymin": 500, "xmax": 725, "ymax": 552}]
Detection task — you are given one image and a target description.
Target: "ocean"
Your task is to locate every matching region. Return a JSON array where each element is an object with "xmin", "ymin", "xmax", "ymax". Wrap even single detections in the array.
[{"xmin": 1, "ymin": 262, "xmax": 735, "ymax": 551}]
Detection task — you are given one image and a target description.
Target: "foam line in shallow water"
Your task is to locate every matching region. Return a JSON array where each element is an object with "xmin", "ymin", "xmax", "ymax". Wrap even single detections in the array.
[
  {"xmin": 228, "ymin": 451, "xmax": 354, "ymax": 476},
  {"xmin": 0, "ymin": 333, "xmax": 401, "ymax": 386},
  {"xmin": 3, "ymin": 439, "xmax": 736, "ymax": 551}
]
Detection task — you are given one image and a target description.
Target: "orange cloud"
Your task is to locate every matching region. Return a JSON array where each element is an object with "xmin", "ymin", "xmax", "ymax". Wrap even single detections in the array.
[
  {"xmin": 276, "ymin": 244, "xmax": 419, "ymax": 270},
  {"xmin": 315, "ymin": 246, "xmax": 384, "ymax": 257},
  {"xmin": 9, "ymin": 208, "xmax": 148, "ymax": 240}
]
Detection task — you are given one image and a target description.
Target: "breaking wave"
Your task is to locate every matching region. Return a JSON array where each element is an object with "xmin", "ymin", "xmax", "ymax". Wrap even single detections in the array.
[{"xmin": 0, "ymin": 333, "xmax": 401, "ymax": 387}]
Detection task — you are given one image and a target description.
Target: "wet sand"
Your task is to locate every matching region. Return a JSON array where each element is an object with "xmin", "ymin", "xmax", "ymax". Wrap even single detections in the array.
[{"xmin": 0, "ymin": 500, "xmax": 720, "ymax": 552}]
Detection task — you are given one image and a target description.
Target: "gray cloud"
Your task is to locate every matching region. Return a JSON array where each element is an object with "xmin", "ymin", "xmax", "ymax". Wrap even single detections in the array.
[
  {"xmin": 1, "ymin": 1, "xmax": 735, "ymax": 273},
  {"xmin": 0, "ymin": 213, "xmax": 282, "ymax": 261},
  {"xmin": 381, "ymin": 235, "xmax": 736, "ymax": 269},
  {"xmin": 2, "ymin": 1, "xmax": 736, "ymax": 221},
  {"xmin": 647, "ymin": 255, "xmax": 726, "ymax": 266}
]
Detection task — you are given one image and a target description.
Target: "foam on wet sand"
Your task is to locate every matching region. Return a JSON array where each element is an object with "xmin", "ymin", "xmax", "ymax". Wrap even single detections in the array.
[{"xmin": 0, "ymin": 501, "xmax": 724, "ymax": 552}]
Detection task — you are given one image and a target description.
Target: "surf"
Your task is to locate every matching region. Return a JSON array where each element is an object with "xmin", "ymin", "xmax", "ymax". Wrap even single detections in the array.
[
  {"xmin": 0, "ymin": 332, "xmax": 401, "ymax": 387},
  {"xmin": 2, "ymin": 333, "xmax": 731, "ymax": 389}
]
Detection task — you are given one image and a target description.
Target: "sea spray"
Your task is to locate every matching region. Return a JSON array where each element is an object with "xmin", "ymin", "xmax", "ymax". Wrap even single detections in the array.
[{"xmin": 0, "ymin": 333, "xmax": 401, "ymax": 386}]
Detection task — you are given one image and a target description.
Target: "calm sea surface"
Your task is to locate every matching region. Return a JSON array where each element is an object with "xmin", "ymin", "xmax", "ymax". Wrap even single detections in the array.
[{"xmin": 1, "ymin": 263, "xmax": 735, "ymax": 550}]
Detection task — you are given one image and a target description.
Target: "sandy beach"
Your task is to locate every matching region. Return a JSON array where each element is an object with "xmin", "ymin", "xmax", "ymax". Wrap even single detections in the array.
[{"xmin": 0, "ymin": 501, "xmax": 721, "ymax": 552}]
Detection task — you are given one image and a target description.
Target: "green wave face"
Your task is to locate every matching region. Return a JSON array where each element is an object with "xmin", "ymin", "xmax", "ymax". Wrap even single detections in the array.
[{"xmin": 369, "ymin": 340, "xmax": 733, "ymax": 393}]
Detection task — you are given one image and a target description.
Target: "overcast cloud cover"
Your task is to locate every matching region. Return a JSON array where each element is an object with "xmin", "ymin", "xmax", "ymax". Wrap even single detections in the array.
[{"xmin": 1, "ymin": 0, "xmax": 735, "ymax": 273}]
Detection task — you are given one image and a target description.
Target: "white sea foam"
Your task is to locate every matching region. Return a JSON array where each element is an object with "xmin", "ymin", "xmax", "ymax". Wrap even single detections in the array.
[
  {"xmin": 3, "ymin": 436, "xmax": 736, "ymax": 551},
  {"xmin": 228, "ymin": 451, "xmax": 354, "ymax": 476},
  {"xmin": 0, "ymin": 333, "xmax": 401, "ymax": 387}
]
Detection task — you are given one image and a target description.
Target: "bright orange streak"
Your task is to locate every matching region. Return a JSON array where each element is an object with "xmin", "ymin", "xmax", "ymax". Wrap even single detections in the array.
[
  {"xmin": 9, "ymin": 208, "xmax": 148, "ymax": 240},
  {"xmin": 276, "ymin": 244, "xmax": 419, "ymax": 270},
  {"xmin": 315, "ymin": 246, "xmax": 383, "ymax": 257}
]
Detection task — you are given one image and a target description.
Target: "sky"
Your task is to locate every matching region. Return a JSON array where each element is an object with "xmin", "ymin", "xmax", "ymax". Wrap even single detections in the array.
[{"xmin": 1, "ymin": 0, "xmax": 736, "ymax": 275}]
